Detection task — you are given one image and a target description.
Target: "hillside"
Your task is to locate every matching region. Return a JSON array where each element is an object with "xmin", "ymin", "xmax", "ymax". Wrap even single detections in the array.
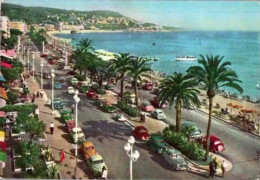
[{"xmin": 2, "ymin": 3, "xmax": 180, "ymax": 31}]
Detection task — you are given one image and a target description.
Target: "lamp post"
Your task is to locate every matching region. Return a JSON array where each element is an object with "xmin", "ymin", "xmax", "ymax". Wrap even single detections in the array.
[
  {"xmin": 51, "ymin": 69, "xmax": 55, "ymax": 114},
  {"xmin": 40, "ymin": 61, "xmax": 44, "ymax": 90},
  {"xmin": 27, "ymin": 49, "xmax": 30, "ymax": 72},
  {"xmin": 32, "ymin": 52, "xmax": 35, "ymax": 82},
  {"xmin": 73, "ymin": 90, "xmax": 80, "ymax": 157},
  {"xmin": 65, "ymin": 50, "xmax": 68, "ymax": 66},
  {"xmin": 124, "ymin": 136, "xmax": 140, "ymax": 180},
  {"xmin": 42, "ymin": 41, "xmax": 45, "ymax": 53}
]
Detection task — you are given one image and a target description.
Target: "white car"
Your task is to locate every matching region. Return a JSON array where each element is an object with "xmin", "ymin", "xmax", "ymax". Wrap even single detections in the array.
[
  {"xmin": 67, "ymin": 86, "xmax": 74, "ymax": 94},
  {"xmin": 151, "ymin": 109, "xmax": 166, "ymax": 120}
]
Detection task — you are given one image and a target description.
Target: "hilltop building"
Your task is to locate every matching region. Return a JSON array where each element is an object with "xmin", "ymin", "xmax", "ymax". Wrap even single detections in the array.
[
  {"xmin": 0, "ymin": 16, "xmax": 10, "ymax": 37},
  {"xmin": 9, "ymin": 21, "xmax": 27, "ymax": 34}
]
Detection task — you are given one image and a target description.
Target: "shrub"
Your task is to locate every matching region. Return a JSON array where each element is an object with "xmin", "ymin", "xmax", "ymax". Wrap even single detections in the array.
[
  {"xmin": 116, "ymin": 101, "xmax": 140, "ymax": 117},
  {"xmin": 103, "ymin": 104, "xmax": 117, "ymax": 113},
  {"xmin": 162, "ymin": 128, "xmax": 205, "ymax": 160},
  {"xmin": 0, "ymin": 104, "xmax": 38, "ymax": 114},
  {"xmin": 7, "ymin": 91, "xmax": 19, "ymax": 104},
  {"xmin": 91, "ymin": 84, "xmax": 106, "ymax": 94},
  {"xmin": 75, "ymin": 74, "xmax": 85, "ymax": 81}
]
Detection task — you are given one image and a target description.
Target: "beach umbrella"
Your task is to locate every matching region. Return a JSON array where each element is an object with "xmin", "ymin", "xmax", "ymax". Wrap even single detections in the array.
[
  {"xmin": 0, "ymin": 131, "xmax": 5, "ymax": 142},
  {"xmin": 0, "ymin": 141, "xmax": 6, "ymax": 151}
]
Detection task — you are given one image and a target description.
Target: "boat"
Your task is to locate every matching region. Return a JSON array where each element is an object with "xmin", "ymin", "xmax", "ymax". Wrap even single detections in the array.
[
  {"xmin": 152, "ymin": 42, "xmax": 156, "ymax": 45},
  {"xmin": 175, "ymin": 56, "xmax": 197, "ymax": 61},
  {"xmin": 256, "ymin": 81, "xmax": 260, "ymax": 89}
]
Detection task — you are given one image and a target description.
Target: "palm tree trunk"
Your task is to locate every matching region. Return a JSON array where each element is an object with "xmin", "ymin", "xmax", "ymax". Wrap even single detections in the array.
[
  {"xmin": 205, "ymin": 97, "xmax": 213, "ymax": 160},
  {"xmin": 175, "ymin": 100, "xmax": 182, "ymax": 133},
  {"xmin": 120, "ymin": 79, "xmax": 124, "ymax": 99},
  {"xmin": 134, "ymin": 82, "xmax": 139, "ymax": 106}
]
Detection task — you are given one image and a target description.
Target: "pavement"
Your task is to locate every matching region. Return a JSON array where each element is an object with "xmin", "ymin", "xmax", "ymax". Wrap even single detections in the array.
[{"xmin": 24, "ymin": 75, "xmax": 88, "ymax": 179}]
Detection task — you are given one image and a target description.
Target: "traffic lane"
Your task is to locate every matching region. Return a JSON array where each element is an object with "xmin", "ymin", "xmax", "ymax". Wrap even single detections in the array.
[
  {"xmin": 76, "ymin": 97, "xmax": 206, "ymax": 179},
  {"xmin": 184, "ymin": 110, "xmax": 260, "ymax": 179}
]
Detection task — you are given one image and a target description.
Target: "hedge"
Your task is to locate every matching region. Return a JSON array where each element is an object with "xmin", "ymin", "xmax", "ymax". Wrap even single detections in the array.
[
  {"xmin": 0, "ymin": 104, "xmax": 38, "ymax": 114},
  {"xmin": 91, "ymin": 84, "xmax": 106, "ymax": 95},
  {"xmin": 116, "ymin": 101, "xmax": 140, "ymax": 117}
]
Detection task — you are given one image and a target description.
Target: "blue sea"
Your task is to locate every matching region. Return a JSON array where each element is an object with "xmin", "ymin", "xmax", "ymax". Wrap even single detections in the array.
[{"xmin": 55, "ymin": 31, "xmax": 260, "ymax": 99}]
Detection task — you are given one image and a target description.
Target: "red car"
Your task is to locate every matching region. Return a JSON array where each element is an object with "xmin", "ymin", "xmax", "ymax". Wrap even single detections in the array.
[
  {"xmin": 133, "ymin": 126, "xmax": 150, "ymax": 140},
  {"xmin": 150, "ymin": 97, "xmax": 168, "ymax": 108},
  {"xmin": 48, "ymin": 59, "xmax": 57, "ymax": 65},
  {"xmin": 202, "ymin": 135, "xmax": 225, "ymax": 153},
  {"xmin": 65, "ymin": 120, "xmax": 75, "ymax": 133},
  {"xmin": 140, "ymin": 102, "xmax": 154, "ymax": 112},
  {"xmin": 66, "ymin": 71, "xmax": 77, "ymax": 76},
  {"xmin": 143, "ymin": 83, "xmax": 154, "ymax": 91},
  {"xmin": 86, "ymin": 90, "xmax": 98, "ymax": 99},
  {"xmin": 40, "ymin": 53, "xmax": 48, "ymax": 58}
]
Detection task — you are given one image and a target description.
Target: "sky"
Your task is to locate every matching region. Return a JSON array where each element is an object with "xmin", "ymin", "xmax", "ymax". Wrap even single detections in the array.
[{"xmin": 3, "ymin": 0, "xmax": 260, "ymax": 31}]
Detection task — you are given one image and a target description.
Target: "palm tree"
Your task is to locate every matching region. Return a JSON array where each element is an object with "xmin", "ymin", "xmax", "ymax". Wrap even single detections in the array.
[
  {"xmin": 122, "ymin": 57, "xmax": 151, "ymax": 106},
  {"xmin": 187, "ymin": 55, "xmax": 243, "ymax": 160},
  {"xmin": 158, "ymin": 72, "xmax": 201, "ymax": 133},
  {"xmin": 77, "ymin": 39, "xmax": 94, "ymax": 54},
  {"xmin": 112, "ymin": 53, "xmax": 131, "ymax": 99}
]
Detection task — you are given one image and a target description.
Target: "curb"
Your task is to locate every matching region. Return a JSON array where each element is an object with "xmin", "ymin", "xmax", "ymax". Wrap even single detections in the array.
[{"xmin": 196, "ymin": 109, "xmax": 260, "ymax": 138}]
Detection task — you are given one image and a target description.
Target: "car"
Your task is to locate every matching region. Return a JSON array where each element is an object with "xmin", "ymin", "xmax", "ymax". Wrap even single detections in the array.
[
  {"xmin": 65, "ymin": 120, "xmax": 75, "ymax": 132},
  {"xmin": 86, "ymin": 155, "xmax": 108, "ymax": 177},
  {"xmin": 151, "ymin": 109, "xmax": 166, "ymax": 120},
  {"xmin": 70, "ymin": 127, "xmax": 85, "ymax": 143},
  {"xmin": 133, "ymin": 126, "xmax": 150, "ymax": 140},
  {"xmin": 147, "ymin": 133, "xmax": 166, "ymax": 154},
  {"xmin": 54, "ymin": 82, "xmax": 62, "ymax": 89},
  {"xmin": 114, "ymin": 113, "xmax": 127, "ymax": 122},
  {"xmin": 80, "ymin": 141, "xmax": 98, "ymax": 160},
  {"xmin": 86, "ymin": 90, "xmax": 98, "ymax": 99},
  {"xmin": 43, "ymin": 71, "xmax": 51, "ymax": 79},
  {"xmin": 162, "ymin": 146, "xmax": 187, "ymax": 170},
  {"xmin": 48, "ymin": 59, "xmax": 57, "ymax": 65},
  {"xmin": 202, "ymin": 134, "xmax": 225, "ymax": 153},
  {"xmin": 70, "ymin": 78, "xmax": 78, "ymax": 86},
  {"xmin": 140, "ymin": 102, "xmax": 154, "ymax": 112},
  {"xmin": 67, "ymin": 86, "xmax": 74, "ymax": 94},
  {"xmin": 181, "ymin": 121, "xmax": 202, "ymax": 139},
  {"xmin": 66, "ymin": 71, "xmax": 77, "ymax": 76},
  {"xmin": 52, "ymin": 98, "xmax": 64, "ymax": 110},
  {"xmin": 40, "ymin": 53, "xmax": 48, "ymax": 57},
  {"xmin": 61, "ymin": 110, "xmax": 73, "ymax": 124},
  {"xmin": 143, "ymin": 83, "xmax": 154, "ymax": 91},
  {"xmin": 150, "ymin": 97, "xmax": 168, "ymax": 108}
]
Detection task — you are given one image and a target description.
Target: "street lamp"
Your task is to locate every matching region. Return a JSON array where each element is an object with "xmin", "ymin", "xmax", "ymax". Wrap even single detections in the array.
[
  {"xmin": 42, "ymin": 41, "xmax": 45, "ymax": 52},
  {"xmin": 124, "ymin": 136, "xmax": 140, "ymax": 180},
  {"xmin": 40, "ymin": 61, "xmax": 44, "ymax": 90},
  {"xmin": 27, "ymin": 49, "xmax": 30, "ymax": 72},
  {"xmin": 51, "ymin": 69, "xmax": 55, "ymax": 114},
  {"xmin": 73, "ymin": 90, "xmax": 80, "ymax": 157},
  {"xmin": 32, "ymin": 52, "xmax": 35, "ymax": 82}
]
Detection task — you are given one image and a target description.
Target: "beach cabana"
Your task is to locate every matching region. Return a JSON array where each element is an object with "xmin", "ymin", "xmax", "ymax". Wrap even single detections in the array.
[{"xmin": 0, "ymin": 131, "xmax": 5, "ymax": 142}]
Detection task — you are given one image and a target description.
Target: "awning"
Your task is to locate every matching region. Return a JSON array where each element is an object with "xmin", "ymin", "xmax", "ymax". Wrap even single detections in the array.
[
  {"xmin": 0, "ymin": 131, "xmax": 5, "ymax": 138},
  {"xmin": 0, "ymin": 72, "xmax": 6, "ymax": 82},
  {"xmin": 0, "ymin": 87, "xmax": 8, "ymax": 100},
  {"xmin": 1, "ymin": 61, "xmax": 12, "ymax": 69},
  {"xmin": 0, "ymin": 111, "xmax": 5, "ymax": 117},
  {"xmin": 0, "ymin": 152, "xmax": 6, "ymax": 163},
  {"xmin": 0, "ymin": 142, "xmax": 6, "ymax": 151}
]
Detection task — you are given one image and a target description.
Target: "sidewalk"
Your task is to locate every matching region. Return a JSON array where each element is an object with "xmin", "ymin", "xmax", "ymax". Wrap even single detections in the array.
[{"xmin": 25, "ymin": 76, "xmax": 88, "ymax": 179}]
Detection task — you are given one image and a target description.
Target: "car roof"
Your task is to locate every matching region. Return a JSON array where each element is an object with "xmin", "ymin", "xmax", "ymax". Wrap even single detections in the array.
[
  {"xmin": 150, "ymin": 133, "xmax": 163, "ymax": 140},
  {"xmin": 166, "ymin": 147, "xmax": 182, "ymax": 154},
  {"xmin": 210, "ymin": 134, "xmax": 220, "ymax": 141},
  {"xmin": 83, "ymin": 141, "xmax": 94, "ymax": 147},
  {"xmin": 62, "ymin": 110, "xmax": 71, "ymax": 113},
  {"xmin": 68, "ymin": 86, "xmax": 74, "ymax": 88},
  {"xmin": 66, "ymin": 120, "xmax": 75, "ymax": 123},
  {"xmin": 142, "ymin": 101, "xmax": 151, "ymax": 106},
  {"xmin": 72, "ymin": 127, "xmax": 82, "ymax": 132},
  {"xmin": 182, "ymin": 121, "xmax": 197, "ymax": 127},
  {"xmin": 90, "ymin": 154, "xmax": 103, "ymax": 161},
  {"xmin": 154, "ymin": 109, "xmax": 163, "ymax": 113}
]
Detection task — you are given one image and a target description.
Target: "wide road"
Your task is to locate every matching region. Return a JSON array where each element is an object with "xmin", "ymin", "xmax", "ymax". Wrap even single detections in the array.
[{"xmin": 26, "ymin": 47, "xmax": 260, "ymax": 179}]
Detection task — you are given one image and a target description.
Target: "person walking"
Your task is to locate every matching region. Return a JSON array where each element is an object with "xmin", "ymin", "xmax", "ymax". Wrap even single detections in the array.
[
  {"xmin": 40, "ymin": 89, "xmax": 44, "ymax": 98},
  {"xmin": 33, "ymin": 90, "xmax": 37, "ymax": 99},
  {"xmin": 221, "ymin": 160, "xmax": 226, "ymax": 178},
  {"xmin": 31, "ymin": 97, "xmax": 35, "ymax": 103},
  {"xmin": 71, "ymin": 104, "xmax": 75, "ymax": 114},
  {"xmin": 60, "ymin": 149, "xmax": 65, "ymax": 163},
  {"xmin": 35, "ymin": 108, "xmax": 40, "ymax": 117},
  {"xmin": 37, "ymin": 90, "xmax": 40, "ymax": 98},
  {"xmin": 49, "ymin": 122, "xmax": 54, "ymax": 135}
]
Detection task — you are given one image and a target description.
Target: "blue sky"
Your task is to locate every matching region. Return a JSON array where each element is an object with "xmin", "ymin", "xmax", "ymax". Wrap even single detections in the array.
[{"xmin": 4, "ymin": 0, "xmax": 260, "ymax": 31}]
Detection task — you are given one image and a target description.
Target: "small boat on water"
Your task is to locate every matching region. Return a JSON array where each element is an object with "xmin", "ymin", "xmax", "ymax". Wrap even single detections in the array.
[
  {"xmin": 175, "ymin": 56, "xmax": 197, "ymax": 61},
  {"xmin": 256, "ymin": 81, "xmax": 260, "ymax": 89}
]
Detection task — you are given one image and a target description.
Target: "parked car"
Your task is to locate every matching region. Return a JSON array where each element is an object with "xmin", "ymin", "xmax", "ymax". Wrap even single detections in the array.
[
  {"xmin": 140, "ymin": 102, "xmax": 154, "ymax": 112},
  {"xmin": 43, "ymin": 71, "xmax": 51, "ymax": 79},
  {"xmin": 86, "ymin": 90, "xmax": 98, "ymax": 99},
  {"xmin": 150, "ymin": 97, "xmax": 168, "ymax": 108},
  {"xmin": 202, "ymin": 134, "xmax": 225, "ymax": 153},
  {"xmin": 133, "ymin": 126, "xmax": 150, "ymax": 141},
  {"xmin": 48, "ymin": 59, "xmax": 57, "ymax": 65},
  {"xmin": 80, "ymin": 141, "xmax": 98, "ymax": 160},
  {"xmin": 40, "ymin": 53, "xmax": 48, "ymax": 57},
  {"xmin": 70, "ymin": 78, "xmax": 78, "ymax": 86},
  {"xmin": 70, "ymin": 127, "xmax": 85, "ymax": 143},
  {"xmin": 86, "ymin": 154, "xmax": 108, "ymax": 177},
  {"xmin": 143, "ymin": 83, "xmax": 154, "ymax": 91},
  {"xmin": 67, "ymin": 86, "xmax": 74, "ymax": 94},
  {"xmin": 147, "ymin": 133, "xmax": 166, "ymax": 154},
  {"xmin": 66, "ymin": 71, "xmax": 77, "ymax": 76},
  {"xmin": 181, "ymin": 121, "xmax": 202, "ymax": 139},
  {"xmin": 65, "ymin": 120, "xmax": 75, "ymax": 133},
  {"xmin": 151, "ymin": 109, "xmax": 166, "ymax": 120},
  {"xmin": 162, "ymin": 146, "xmax": 187, "ymax": 170},
  {"xmin": 52, "ymin": 98, "xmax": 64, "ymax": 110},
  {"xmin": 61, "ymin": 110, "xmax": 73, "ymax": 124},
  {"xmin": 54, "ymin": 82, "xmax": 62, "ymax": 89}
]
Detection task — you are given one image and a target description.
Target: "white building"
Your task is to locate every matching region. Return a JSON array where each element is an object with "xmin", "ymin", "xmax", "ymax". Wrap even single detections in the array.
[{"xmin": 0, "ymin": 16, "xmax": 10, "ymax": 38}]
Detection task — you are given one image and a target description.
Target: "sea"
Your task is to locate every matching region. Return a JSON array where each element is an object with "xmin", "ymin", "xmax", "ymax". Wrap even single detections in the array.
[{"xmin": 55, "ymin": 31, "xmax": 260, "ymax": 99}]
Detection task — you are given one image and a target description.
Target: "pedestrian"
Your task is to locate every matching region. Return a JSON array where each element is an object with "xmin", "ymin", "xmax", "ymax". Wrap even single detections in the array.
[
  {"xmin": 60, "ymin": 149, "xmax": 65, "ymax": 163},
  {"xmin": 101, "ymin": 166, "xmax": 108, "ymax": 179},
  {"xmin": 71, "ymin": 104, "xmax": 75, "ymax": 114},
  {"xmin": 40, "ymin": 89, "xmax": 44, "ymax": 98},
  {"xmin": 31, "ymin": 97, "xmax": 35, "ymax": 103},
  {"xmin": 37, "ymin": 90, "xmax": 40, "ymax": 98},
  {"xmin": 221, "ymin": 160, "xmax": 226, "ymax": 178},
  {"xmin": 209, "ymin": 161, "xmax": 213, "ymax": 178},
  {"xmin": 35, "ymin": 108, "xmax": 40, "ymax": 117},
  {"xmin": 49, "ymin": 122, "xmax": 54, "ymax": 135},
  {"xmin": 33, "ymin": 90, "xmax": 37, "ymax": 99}
]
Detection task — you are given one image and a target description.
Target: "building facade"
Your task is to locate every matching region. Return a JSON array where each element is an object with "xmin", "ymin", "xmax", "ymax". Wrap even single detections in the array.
[
  {"xmin": 9, "ymin": 21, "xmax": 27, "ymax": 34},
  {"xmin": 0, "ymin": 16, "xmax": 10, "ymax": 38}
]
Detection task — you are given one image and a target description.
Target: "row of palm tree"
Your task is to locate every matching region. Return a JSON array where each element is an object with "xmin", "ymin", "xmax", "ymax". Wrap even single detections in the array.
[{"xmin": 72, "ymin": 38, "xmax": 243, "ymax": 161}]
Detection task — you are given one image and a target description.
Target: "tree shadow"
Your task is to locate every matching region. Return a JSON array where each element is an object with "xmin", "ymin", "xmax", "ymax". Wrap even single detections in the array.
[{"xmin": 61, "ymin": 134, "xmax": 73, "ymax": 143}]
